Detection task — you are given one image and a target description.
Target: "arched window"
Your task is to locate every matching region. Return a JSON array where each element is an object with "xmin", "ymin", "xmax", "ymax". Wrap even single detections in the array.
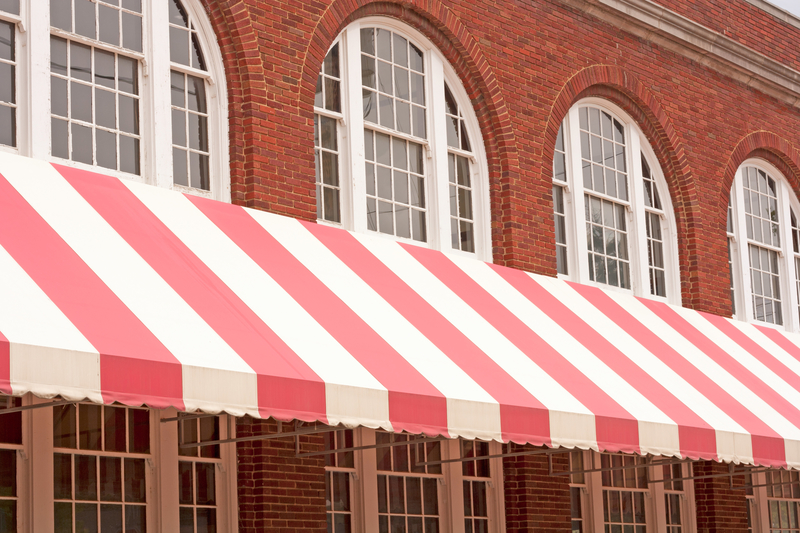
[
  {"xmin": 728, "ymin": 161, "xmax": 800, "ymax": 329},
  {"xmin": 313, "ymin": 19, "xmax": 491, "ymax": 260},
  {"xmin": 0, "ymin": 0, "xmax": 229, "ymax": 201},
  {"xmin": 552, "ymin": 99, "xmax": 680, "ymax": 302}
]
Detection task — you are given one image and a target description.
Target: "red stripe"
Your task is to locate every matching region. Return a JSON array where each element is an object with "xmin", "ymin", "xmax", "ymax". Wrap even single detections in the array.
[
  {"xmin": 638, "ymin": 300, "xmax": 787, "ymax": 467},
  {"xmin": 186, "ymin": 196, "xmax": 448, "ymax": 437},
  {"xmin": 0, "ymin": 170, "xmax": 183, "ymax": 409},
  {"xmin": 574, "ymin": 285, "xmax": 761, "ymax": 460},
  {"xmin": 56, "ymin": 165, "xmax": 326, "ymax": 422},
  {"xmin": 401, "ymin": 244, "xmax": 640, "ymax": 449},
  {"xmin": 305, "ymin": 222, "xmax": 551, "ymax": 445},
  {"xmin": 0, "ymin": 330, "xmax": 9, "ymax": 395},
  {"xmin": 493, "ymin": 269, "xmax": 714, "ymax": 455}
]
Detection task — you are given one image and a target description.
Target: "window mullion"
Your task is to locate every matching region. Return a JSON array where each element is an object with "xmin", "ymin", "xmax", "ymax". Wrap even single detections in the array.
[
  {"xmin": 779, "ymin": 185, "xmax": 799, "ymax": 332},
  {"xmin": 428, "ymin": 52, "xmax": 449, "ymax": 252},
  {"xmin": 148, "ymin": 0, "xmax": 173, "ymax": 190},
  {"xmin": 358, "ymin": 429, "xmax": 379, "ymax": 533},
  {"xmin": 28, "ymin": 0, "xmax": 50, "ymax": 159},
  {"xmin": 734, "ymin": 172, "xmax": 755, "ymax": 322},
  {"xmin": 628, "ymin": 130, "xmax": 650, "ymax": 297},
  {"xmin": 566, "ymin": 107, "xmax": 591, "ymax": 285},
  {"xmin": 344, "ymin": 23, "xmax": 367, "ymax": 234}
]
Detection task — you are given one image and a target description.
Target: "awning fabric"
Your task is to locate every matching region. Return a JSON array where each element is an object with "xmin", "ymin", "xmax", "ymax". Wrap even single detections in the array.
[{"xmin": 3, "ymin": 152, "xmax": 800, "ymax": 468}]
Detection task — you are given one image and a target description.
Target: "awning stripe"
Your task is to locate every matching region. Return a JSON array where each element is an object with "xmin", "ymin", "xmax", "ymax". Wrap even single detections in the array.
[
  {"xmin": 0, "ymin": 166, "xmax": 182, "ymax": 408},
  {"xmin": 580, "ymin": 285, "xmax": 756, "ymax": 461},
  {"xmin": 274, "ymin": 220, "xmax": 505, "ymax": 442},
  {"xmin": 61, "ymin": 166, "xmax": 338, "ymax": 423},
  {"xmin": 16, "ymin": 162, "xmax": 258, "ymax": 416},
  {"xmin": 6, "ymin": 152, "xmax": 800, "ymax": 466},
  {"xmin": 186, "ymin": 194, "xmax": 442, "ymax": 432},
  {"xmin": 304, "ymin": 222, "xmax": 550, "ymax": 443},
  {"xmin": 641, "ymin": 300, "xmax": 792, "ymax": 466},
  {"xmin": 407, "ymin": 245, "xmax": 639, "ymax": 451},
  {"xmin": 600, "ymin": 291, "xmax": 760, "ymax": 464}
]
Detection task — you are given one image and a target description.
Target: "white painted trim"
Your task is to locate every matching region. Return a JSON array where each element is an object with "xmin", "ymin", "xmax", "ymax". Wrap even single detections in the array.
[
  {"xmin": 318, "ymin": 17, "xmax": 493, "ymax": 261},
  {"xmin": 558, "ymin": 97, "xmax": 682, "ymax": 304},
  {"xmin": 560, "ymin": 0, "xmax": 800, "ymax": 108}
]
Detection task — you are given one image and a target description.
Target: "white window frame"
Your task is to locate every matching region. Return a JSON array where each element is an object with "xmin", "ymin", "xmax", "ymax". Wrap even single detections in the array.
[
  {"xmin": 326, "ymin": 428, "xmax": 505, "ymax": 533},
  {"xmin": 728, "ymin": 159, "xmax": 800, "ymax": 331},
  {"xmin": 0, "ymin": 2, "xmax": 26, "ymax": 156},
  {"xmin": 573, "ymin": 451, "xmax": 697, "ymax": 533},
  {"xmin": 15, "ymin": 0, "xmax": 230, "ymax": 201},
  {"xmin": 556, "ymin": 98, "xmax": 681, "ymax": 303},
  {"xmin": 7, "ymin": 395, "xmax": 238, "ymax": 532},
  {"xmin": 316, "ymin": 18, "xmax": 492, "ymax": 261}
]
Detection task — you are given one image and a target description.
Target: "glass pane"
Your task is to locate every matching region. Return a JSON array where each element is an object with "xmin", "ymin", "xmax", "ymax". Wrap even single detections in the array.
[
  {"xmin": 79, "ymin": 404, "xmax": 102, "ymax": 450},
  {"xmin": 75, "ymin": 0, "xmax": 96, "ymax": 39},
  {"xmin": 0, "ymin": 449, "xmax": 15, "ymax": 497},
  {"xmin": 173, "ymin": 147, "xmax": 188, "ymax": 186},
  {"xmin": 407, "ymin": 477, "xmax": 422, "ymax": 515},
  {"xmin": 71, "ymin": 123, "xmax": 94, "ymax": 165},
  {"xmin": 0, "ymin": 500, "xmax": 16, "ymax": 533},
  {"xmin": 0, "ymin": 63, "xmax": 12, "ymax": 104},
  {"xmin": 179, "ymin": 461, "xmax": 193, "ymax": 505},
  {"xmin": 170, "ymin": 26, "xmax": 190, "ymax": 66},
  {"xmin": 196, "ymin": 507, "xmax": 216, "ymax": 533},
  {"xmin": 180, "ymin": 507, "xmax": 194, "ymax": 533},
  {"xmin": 51, "ymin": 0, "xmax": 72, "ymax": 31},
  {"xmin": 119, "ymin": 95, "xmax": 139, "ymax": 135},
  {"xmin": 119, "ymin": 135, "xmax": 140, "ymax": 175},
  {"xmin": 104, "ymin": 407, "xmax": 126, "ymax": 453},
  {"xmin": 0, "ymin": 105, "xmax": 13, "ymax": 147},
  {"xmin": 98, "ymin": 5, "xmax": 119, "ymax": 46},
  {"xmin": 122, "ymin": 12, "xmax": 143, "ymax": 53},
  {"xmin": 125, "ymin": 458, "xmax": 147, "ymax": 503},
  {"xmin": 188, "ymin": 75, "xmax": 207, "ymax": 113},
  {"xmin": 70, "ymin": 43, "xmax": 92, "ymax": 83},
  {"xmin": 54, "ymin": 404, "xmax": 77, "ymax": 449},
  {"xmin": 75, "ymin": 454, "xmax": 98, "ymax": 500},
  {"xmin": 54, "ymin": 453, "xmax": 72, "ymax": 499},
  {"xmin": 100, "ymin": 504, "xmax": 122, "ymax": 533},
  {"xmin": 99, "ymin": 456, "xmax": 122, "ymax": 502},
  {"xmin": 54, "ymin": 502, "xmax": 73, "ymax": 533},
  {"xmin": 195, "ymin": 462, "xmax": 216, "ymax": 505},
  {"xmin": 126, "ymin": 505, "xmax": 146, "ymax": 533},
  {"xmin": 129, "ymin": 409, "xmax": 150, "ymax": 454},
  {"xmin": 389, "ymin": 476, "xmax": 405, "ymax": 513},
  {"xmin": 0, "ymin": 405, "xmax": 21, "ymax": 445},
  {"xmin": 76, "ymin": 502, "xmax": 99, "ymax": 533}
]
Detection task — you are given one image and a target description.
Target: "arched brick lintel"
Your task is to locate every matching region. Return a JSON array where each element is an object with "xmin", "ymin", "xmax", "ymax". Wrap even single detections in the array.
[
  {"xmin": 544, "ymin": 64, "xmax": 705, "ymax": 306},
  {"xmin": 303, "ymin": 0, "xmax": 520, "ymax": 261},
  {"xmin": 722, "ymin": 131, "xmax": 800, "ymax": 232},
  {"xmin": 199, "ymin": 0, "xmax": 269, "ymax": 206}
]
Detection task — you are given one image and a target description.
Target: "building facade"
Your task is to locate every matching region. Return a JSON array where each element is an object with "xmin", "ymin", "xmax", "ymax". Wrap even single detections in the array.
[{"xmin": 3, "ymin": 0, "xmax": 800, "ymax": 532}]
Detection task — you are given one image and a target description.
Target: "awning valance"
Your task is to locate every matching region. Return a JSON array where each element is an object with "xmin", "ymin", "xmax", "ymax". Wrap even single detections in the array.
[{"xmin": 2, "ymin": 152, "xmax": 800, "ymax": 468}]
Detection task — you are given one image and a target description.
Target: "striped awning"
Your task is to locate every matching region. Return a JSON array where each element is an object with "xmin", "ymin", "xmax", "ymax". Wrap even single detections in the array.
[{"xmin": 2, "ymin": 152, "xmax": 800, "ymax": 469}]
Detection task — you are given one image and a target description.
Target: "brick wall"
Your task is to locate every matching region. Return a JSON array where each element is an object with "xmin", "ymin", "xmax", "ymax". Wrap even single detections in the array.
[
  {"xmin": 650, "ymin": 0, "xmax": 800, "ymax": 71},
  {"xmin": 503, "ymin": 446, "xmax": 573, "ymax": 533},
  {"xmin": 236, "ymin": 418, "xmax": 327, "ymax": 533},
  {"xmin": 194, "ymin": 1, "xmax": 800, "ymax": 532},
  {"xmin": 693, "ymin": 461, "xmax": 750, "ymax": 533},
  {"xmin": 197, "ymin": 0, "xmax": 800, "ymax": 316}
]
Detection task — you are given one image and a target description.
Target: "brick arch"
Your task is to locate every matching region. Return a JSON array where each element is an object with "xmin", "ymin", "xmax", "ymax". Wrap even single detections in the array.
[
  {"xmin": 200, "ymin": 0, "xmax": 268, "ymax": 206},
  {"xmin": 302, "ymin": 0, "xmax": 519, "ymax": 261},
  {"xmin": 721, "ymin": 131, "xmax": 800, "ymax": 232},
  {"xmin": 544, "ymin": 64, "xmax": 704, "ymax": 305}
]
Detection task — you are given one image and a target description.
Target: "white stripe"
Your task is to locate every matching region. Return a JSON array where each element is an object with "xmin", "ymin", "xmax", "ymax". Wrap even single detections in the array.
[
  {"xmin": 599, "ymin": 289, "xmax": 754, "ymax": 464},
  {"xmin": 533, "ymin": 276, "xmax": 683, "ymax": 456},
  {"xmin": 1, "ymin": 157, "xmax": 258, "ymax": 416},
  {"xmin": 0, "ymin": 242, "xmax": 102, "ymax": 403},
  {"xmin": 122, "ymin": 180, "xmax": 391, "ymax": 429},
  {"xmin": 351, "ymin": 234, "xmax": 594, "ymax": 423},
  {"xmin": 451, "ymin": 256, "xmax": 688, "ymax": 452},
  {"xmin": 668, "ymin": 304, "xmax": 800, "ymax": 445},
  {"xmin": 253, "ymin": 212, "xmax": 502, "ymax": 442},
  {"xmin": 727, "ymin": 321, "xmax": 800, "ymax": 406}
]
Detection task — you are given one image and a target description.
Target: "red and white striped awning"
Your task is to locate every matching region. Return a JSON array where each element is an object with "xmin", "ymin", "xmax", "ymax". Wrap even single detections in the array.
[{"xmin": 2, "ymin": 152, "xmax": 800, "ymax": 468}]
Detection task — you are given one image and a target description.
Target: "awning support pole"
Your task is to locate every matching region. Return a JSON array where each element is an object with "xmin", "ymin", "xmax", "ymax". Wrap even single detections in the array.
[
  {"xmin": 178, "ymin": 424, "xmax": 340, "ymax": 449},
  {"xmin": 0, "ymin": 399, "xmax": 75, "ymax": 415},
  {"xmin": 297, "ymin": 436, "xmax": 449, "ymax": 459}
]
